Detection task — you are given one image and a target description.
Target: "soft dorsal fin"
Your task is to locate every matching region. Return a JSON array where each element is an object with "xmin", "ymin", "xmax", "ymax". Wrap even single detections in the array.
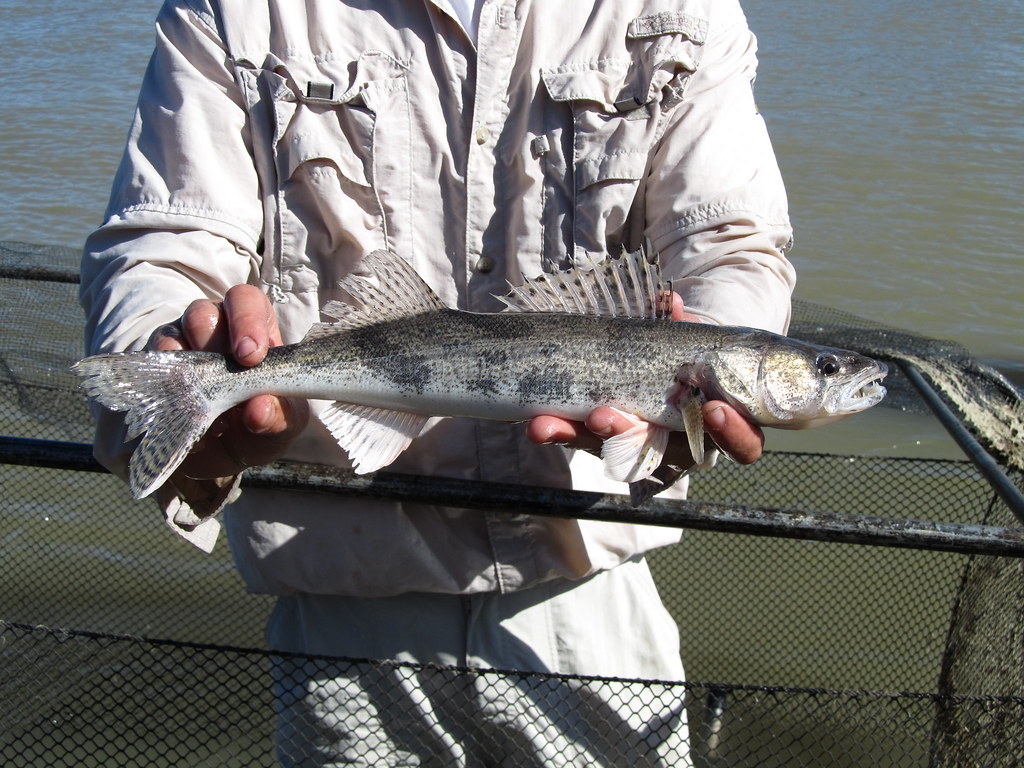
[
  {"xmin": 496, "ymin": 246, "xmax": 665, "ymax": 319},
  {"xmin": 305, "ymin": 249, "xmax": 446, "ymax": 339}
]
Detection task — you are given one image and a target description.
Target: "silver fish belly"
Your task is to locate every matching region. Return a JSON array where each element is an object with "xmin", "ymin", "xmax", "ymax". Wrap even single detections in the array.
[{"xmin": 73, "ymin": 249, "xmax": 888, "ymax": 501}]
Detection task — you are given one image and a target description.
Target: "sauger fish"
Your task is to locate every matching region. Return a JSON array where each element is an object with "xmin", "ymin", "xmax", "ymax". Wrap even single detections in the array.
[{"xmin": 73, "ymin": 249, "xmax": 888, "ymax": 501}]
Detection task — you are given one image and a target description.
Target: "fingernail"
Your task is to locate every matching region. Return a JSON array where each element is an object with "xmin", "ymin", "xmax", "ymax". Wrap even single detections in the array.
[
  {"xmin": 586, "ymin": 409, "xmax": 617, "ymax": 438},
  {"xmin": 235, "ymin": 336, "xmax": 258, "ymax": 360},
  {"xmin": 543, "ymin": 429, "xmax": 573, "ymax": 446},
  {"xmin": 704, "ymin": 406, "xmax": 726, "ymax": 430}
]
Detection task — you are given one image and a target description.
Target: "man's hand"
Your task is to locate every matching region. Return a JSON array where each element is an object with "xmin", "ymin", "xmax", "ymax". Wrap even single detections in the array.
[
  {"xmin": 526, "ymin": 293, "xmax": 765, "ymax": 470},
  {"xmin": 526, "ymin": 401, "xmax": 764, "ymax": 467},
  {"xmin": 149, "ymin": 284, "xmax": 310, "ymax": 479}
]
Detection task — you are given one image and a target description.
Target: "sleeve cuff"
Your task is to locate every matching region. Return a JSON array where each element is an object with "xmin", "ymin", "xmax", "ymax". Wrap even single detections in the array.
[{"xmin": 157, "ymin": 472, "xmax": 243, "ymax": 552}]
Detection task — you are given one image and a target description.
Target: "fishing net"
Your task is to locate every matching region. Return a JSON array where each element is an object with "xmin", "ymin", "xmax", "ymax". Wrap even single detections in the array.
[{"xmin": 2, "ymin": 240, "xmax": 1023, "ymax": 767}]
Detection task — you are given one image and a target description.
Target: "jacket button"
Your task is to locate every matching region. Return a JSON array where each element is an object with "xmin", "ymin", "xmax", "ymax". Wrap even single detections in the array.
[
  {"xmin": 475, "ymin": 255, "xmax": 495, "ymax": 273},
  {"xmin": 475, "ymin": 126, "xmax": 490, "ymax": 145}
]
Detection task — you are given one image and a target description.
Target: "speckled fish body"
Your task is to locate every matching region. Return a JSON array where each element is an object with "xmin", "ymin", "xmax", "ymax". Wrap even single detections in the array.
[
  {"xmin": 244, "ymin": 310, "xmax": 691, "ymax": 427},
  {"xmin": 73, "ymin": 249, "xmax": 888, "ymax": 500}
]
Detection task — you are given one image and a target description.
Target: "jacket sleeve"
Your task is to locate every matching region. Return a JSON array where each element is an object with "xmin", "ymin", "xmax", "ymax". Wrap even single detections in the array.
[
  {"xmin": 79, "ymin": 0, "xmax": 263, "ymax": 549},
  {"xmin": 645, "ymin": 0, "xmax": 796, "ymax": 333}
]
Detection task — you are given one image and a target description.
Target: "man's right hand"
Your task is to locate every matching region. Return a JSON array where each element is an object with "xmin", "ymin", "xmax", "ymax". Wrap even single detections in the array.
[{"xmin": 148, "ymin": 284, "xmax": 310, "ymax": 479}]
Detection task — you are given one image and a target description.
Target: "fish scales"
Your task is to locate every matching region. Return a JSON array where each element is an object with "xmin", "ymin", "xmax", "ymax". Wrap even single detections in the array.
[
  {"xmin": 223, "ymin": 310, "xmax": 690, "ymax": 427},
  {"xmin": 73, "ymin": 248, "xmax": 888, "ymax": 502}
]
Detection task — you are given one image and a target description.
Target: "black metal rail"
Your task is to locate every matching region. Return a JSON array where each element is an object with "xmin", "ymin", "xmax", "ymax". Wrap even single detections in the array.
[
  {"xmin": 900, "ymin": 361, "xmax": 1024, "ymax": 526},
  {"xmin": 6, "ymin": 259, "xmax": 1023, "ymax": 552},
  {"xmin": 3, "ymin": 435, "xmax": 1023, "ymax": 558}
]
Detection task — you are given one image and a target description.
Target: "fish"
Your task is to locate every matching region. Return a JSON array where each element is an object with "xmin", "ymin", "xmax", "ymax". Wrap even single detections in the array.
[{"xmin": 73, "ymin": 248, "xmax": 888, "ymax": 502}]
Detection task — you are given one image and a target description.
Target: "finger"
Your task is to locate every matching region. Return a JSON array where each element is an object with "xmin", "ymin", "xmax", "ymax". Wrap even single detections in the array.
[
  {"xmin": 524, "ymin": 417, "xmax": 598, "ymax": 454},
  {"xmin": 702, "ymin": 400, "xmax": 764, "ymax": 464},
  {"xmin": 528, "ymin": 407, "xmax": 639, "ymax": 455},
  {"xmin": 228, "ymin": 396, "xmax": 310, "ymax": 468},
  {"xmin": 223, "ymin": 284, "xmax": 280, "ymax": 366},
  {"xmin": 656, "ymin": 290, "xmax": 702, "ymax": 323},
  {"xmin": 668, "ymin": 291, "xmax": 705, "ymax": 323},
  {"xmin": 242, "ymin": 394, "xmax": 310, "ymax": 438},
  {"xmin": 585, "ymin": 406, "xmax": 699, "ymax": 469},
  {"xmin": 180, "ymin": 395, "xmax": 311, "ymax": 478},
  {"xmin": 651, "ymin": 290, "xmax": 684, "ymax": 321},
  {"xmin": 586, "ymin": 403, "xmax": 763, "ymax": 468},
  {"xmin": 180, "ymin": 298, "xmax": 229, "ymax": 352},
  {"xmin": 526, "ymin": 414, "xmax": 604, "ymax": 453},
  {"xmin": 530, "ymin": 407, "xmax": 660, "ymax": 455},
  {"xmin": 149, "ymin": 321, "xmax": 188, "ymax": 352},
  {"xmin": 673, "ymin": 295, "xmax": 695, "ymax": 322},
  {"xmin": 583, "ymin": 406, "xmax": 641, "ymax": 439}
]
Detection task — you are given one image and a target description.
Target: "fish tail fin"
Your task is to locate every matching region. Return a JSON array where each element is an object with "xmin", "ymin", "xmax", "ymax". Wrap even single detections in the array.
[{"xmin": 72, "ymin": 351, "xmax": 226, "ymax": 499}]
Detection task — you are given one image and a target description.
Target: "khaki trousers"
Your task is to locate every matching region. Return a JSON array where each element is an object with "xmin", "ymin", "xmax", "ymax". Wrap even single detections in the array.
[{"xmin": 268, "ymin": 557, "xmax": 691, "ymax": 767}]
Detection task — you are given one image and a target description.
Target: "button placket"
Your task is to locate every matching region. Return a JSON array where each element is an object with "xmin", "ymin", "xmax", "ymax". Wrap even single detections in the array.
[{"xmin": 464, "ymin": 1, "xmax": 519, "ymax": 306}]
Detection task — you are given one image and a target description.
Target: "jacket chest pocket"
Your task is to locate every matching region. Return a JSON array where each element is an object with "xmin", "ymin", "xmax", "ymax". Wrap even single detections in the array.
[
  {"xmin": 240, "ymin": 54, "xmax": 412, "ymax": 301},
  {"xmin": 538, "ymin": 14, "xmax": 706, "ymax": 260}
]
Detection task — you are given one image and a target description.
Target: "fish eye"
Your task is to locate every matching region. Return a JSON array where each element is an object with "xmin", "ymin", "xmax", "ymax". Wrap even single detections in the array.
[{"xmin": 817, "ymin": 354, "xmax": 841, "ymax": 376}]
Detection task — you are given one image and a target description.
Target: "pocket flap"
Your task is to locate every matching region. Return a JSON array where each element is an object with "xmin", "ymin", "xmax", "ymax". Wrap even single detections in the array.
[
  {"xmin": 277, "ymin": 105, "xmax": 373, "ymax": 188},
  {"xmin": 577, "ymin": 150, "xmax": 648, "ymax": 189},
  {"xmin": 270, "ymin": 54, "xmax": 409, "ymax": 187},
  {"xmin": 542, "ymin": 46, "xmax": 699, "ymax": 115},
  {"xmin": 541, "ymin": 59, "xmax": 632, "ymax": 111}
]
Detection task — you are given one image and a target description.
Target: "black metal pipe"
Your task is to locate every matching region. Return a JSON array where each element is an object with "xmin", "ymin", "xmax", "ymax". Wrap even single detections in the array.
[
  {"xmin": 3, "ymin": 435, "xmax": 1023, "ymax": 557},
  {"xmin": 0, "ymin": 436, "xmax": 101, "ymax": 471},
  {"xmin": 0, "ymin": 264, "xmax": 81, "ymax": 283},
  {"xmin": 899, "ymin": 362, "xmax": 1024, "ymax": 526},
  {"xmin": 241, "ymin": 459, "xmax": 1024, "ymax": 557}
]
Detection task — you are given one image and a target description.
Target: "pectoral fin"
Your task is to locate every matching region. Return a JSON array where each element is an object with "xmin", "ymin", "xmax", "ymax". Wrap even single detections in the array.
[
  {"xmin": 600, "ymin": 411, "xmax": 670, "ymax": 484},
  {"xmin": 680, "ymin": 389, "xmax": 707, "ymax": 468},
  {"xmin": 319, "ymin": 402, "xmax": 429, "ymax": 474}
]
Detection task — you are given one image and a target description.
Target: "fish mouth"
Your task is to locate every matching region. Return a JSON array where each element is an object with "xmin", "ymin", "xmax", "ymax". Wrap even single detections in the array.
[{"xmin": 839, "ymin": 362, "xmax": 889, "ymax": 412}]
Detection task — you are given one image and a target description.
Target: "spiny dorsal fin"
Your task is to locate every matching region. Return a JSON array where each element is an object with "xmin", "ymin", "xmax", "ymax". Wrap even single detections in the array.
[
  {"xmin": 305, "ymin": 250, "xmax": 446, "ymax": 338},
  {"xmin": 496, "ymin": 246, "xmax": 665, "ymax": 319}
]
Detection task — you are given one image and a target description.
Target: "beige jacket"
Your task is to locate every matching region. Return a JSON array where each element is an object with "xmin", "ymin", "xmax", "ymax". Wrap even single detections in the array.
[{"xmin": 80, "ymin": 0, "xmax": 795, "ymax": 596}]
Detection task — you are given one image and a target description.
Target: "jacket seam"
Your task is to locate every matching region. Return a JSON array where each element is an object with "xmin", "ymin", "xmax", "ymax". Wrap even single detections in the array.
[
  {"xmin": 649, "ymin": 200, "xmax": 790, "ymax": 239},
  {"xmin": 179, "ymin": 0, "xmax": 220, "ymax": 36},
  {"xmin": 111, "ymin": 203, "xmax": 261, "ymax": 250}
]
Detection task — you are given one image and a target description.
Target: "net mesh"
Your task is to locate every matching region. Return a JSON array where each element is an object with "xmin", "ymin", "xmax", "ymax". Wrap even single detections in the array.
[{"xmin": 2, "ymin": 241, "xmax": 1023, "ymax": 766}]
